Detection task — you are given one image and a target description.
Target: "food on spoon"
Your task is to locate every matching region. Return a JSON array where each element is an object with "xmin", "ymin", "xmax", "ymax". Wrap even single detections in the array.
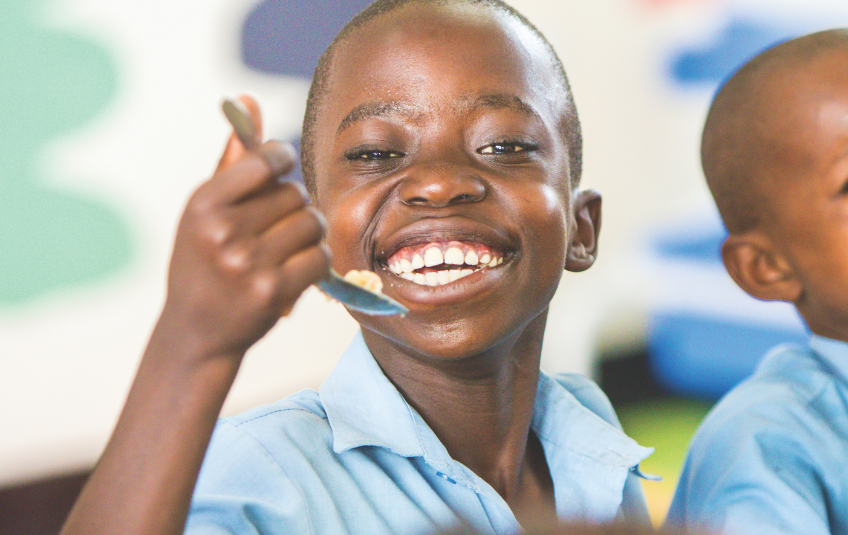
[{"xmin": 343, "ymin": 269, "xmax": 384, "ymax": 294}]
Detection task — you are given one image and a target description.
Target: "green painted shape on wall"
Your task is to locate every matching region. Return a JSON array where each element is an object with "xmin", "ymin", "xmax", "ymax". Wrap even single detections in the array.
[{"xmin": 0, "ymin": 0, "xmax": 134, "ymax": 305}]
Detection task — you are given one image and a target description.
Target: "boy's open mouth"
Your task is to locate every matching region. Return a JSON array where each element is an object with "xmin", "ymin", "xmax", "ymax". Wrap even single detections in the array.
[{"xmin": 384, "ymin": 240, "xmax": 504, "ymax": 287}]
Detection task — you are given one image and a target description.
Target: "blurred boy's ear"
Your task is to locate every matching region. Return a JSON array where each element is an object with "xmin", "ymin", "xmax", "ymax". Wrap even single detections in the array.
[
  {"xmin": 565, "ymin": 189, "xmax": 602, "ymax": 272},
  {"xmin": 721, "ymin": 232, "xmax": 802, "ymax": 302}
]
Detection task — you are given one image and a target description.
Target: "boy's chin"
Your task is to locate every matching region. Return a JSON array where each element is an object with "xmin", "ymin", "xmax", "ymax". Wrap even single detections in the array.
[{"xmin": 358, "ymin": 306, "xmax": 549, "ymax": 364}]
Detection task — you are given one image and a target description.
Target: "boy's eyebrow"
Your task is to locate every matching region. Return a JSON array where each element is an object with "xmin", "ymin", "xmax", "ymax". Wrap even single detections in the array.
[
  {"xmin": 335, "ymin": 93, "xmax": 543, "ymax": 136},
  {"xmin": 336, "ymin": 101, "xmax": 421, "ymax": 136},
  {"xmin": 463, "ymin": 93, "xmax": 541, "ymax": 121}
]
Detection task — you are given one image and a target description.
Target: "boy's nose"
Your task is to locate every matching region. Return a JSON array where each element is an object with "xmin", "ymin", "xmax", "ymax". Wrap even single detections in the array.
[{"xmin": 398, "ymin": 167, "xmax": 487, "ymax": 208}]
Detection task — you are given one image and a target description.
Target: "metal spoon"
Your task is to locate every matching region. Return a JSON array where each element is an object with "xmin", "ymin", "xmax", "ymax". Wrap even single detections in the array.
[{"xmin": 222, "ymin": 98, "xmax": 408, "ymax": 316}]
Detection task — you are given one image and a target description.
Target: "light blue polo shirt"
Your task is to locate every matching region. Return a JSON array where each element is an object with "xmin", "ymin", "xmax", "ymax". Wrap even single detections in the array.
[
  {"xmin": 186, "ymin": 331, "xmax": 653, "ymax": 535},
  {"xmin": 666, "ymin": 335, "xmax": 848, "ymax": 535}
]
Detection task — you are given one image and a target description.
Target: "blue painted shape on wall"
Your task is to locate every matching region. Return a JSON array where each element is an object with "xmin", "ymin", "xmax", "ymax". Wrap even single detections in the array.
[
  {"xmin": 668, "ymin": 18, "xmax": 795, "ymax": 86},
  {"xmin": 241, "ymin": 0, "xmax": 373, "ymax": 78},
  {"xmin": 240, "ymin": 0, "xmax": 372, "ymax": 184},
  {"xmin": 648, "ymin": 312, "xmax": 809, "ymax": 401},
  {"xmin": 649, "ymin": 16, "xmax": 818, "ymax": 400},
  {"xmin": 285, "ymin": 138, "xmax": 303, "ymax": 185},
  {"xmin": 652, "ymin": 229, "xmax": 725, "ymax": 266}
]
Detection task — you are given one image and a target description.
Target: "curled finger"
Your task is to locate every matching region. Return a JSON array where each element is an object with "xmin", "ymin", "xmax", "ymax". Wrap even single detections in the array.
[
  {"xmin": 224, "ymin": 180, "xmax": 310, "ymax": 237},
  {"xmin": 257, "ymin": 206, "xmax": 327, "ymax": 267},
  {"xmin": 273, "ymin": 243, "xmax": 332, "ymax": 316},
  {"xmin": 203, "ymin": 142, "xmax": 299, "ymax": 208}
]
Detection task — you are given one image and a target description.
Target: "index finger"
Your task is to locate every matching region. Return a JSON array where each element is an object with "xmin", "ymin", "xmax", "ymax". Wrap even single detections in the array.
[{"xmin": 204, "ymin": 140, "xmax": 299, "ymax": 207}]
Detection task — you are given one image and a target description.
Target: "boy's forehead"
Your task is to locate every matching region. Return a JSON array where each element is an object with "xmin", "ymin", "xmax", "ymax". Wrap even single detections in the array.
[
  {"xmin": 718, "ymin": 49, "xmax": 848, "ymax": 160},
  {"xmin": 765, "ymin": 53, "xmax": 848, "ymax": 148},
  {"xmin": 344, "ymin": 3, "xmax": 526, "ymax": 51},
  {"xmin": 324, "ymin": 3, "xmax": 563, "ymax": 110},
  {"xmin": 300, "ymin": 0, "xmax": 580, "ymax": 200},
  {"xmin": 729, "ymin": 53, "xmax": 848, "ymax": 213}
]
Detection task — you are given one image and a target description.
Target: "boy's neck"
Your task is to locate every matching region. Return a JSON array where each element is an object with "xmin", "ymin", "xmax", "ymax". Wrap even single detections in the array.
[{"xmin": 362, "ymin": 311, "xmax": 552, "ymax": 508}]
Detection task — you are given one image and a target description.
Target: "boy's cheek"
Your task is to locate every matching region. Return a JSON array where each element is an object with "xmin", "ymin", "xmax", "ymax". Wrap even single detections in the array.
[
  {"xmin": 516, "ymin": 185, "xmax": 569, "ymax": 240},
  {"xmin": 321, "ymin": 195, "xmax": 381, "ymax": 270}
]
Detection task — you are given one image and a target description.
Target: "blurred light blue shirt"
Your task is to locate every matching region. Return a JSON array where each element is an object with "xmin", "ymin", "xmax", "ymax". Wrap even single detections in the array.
[
  {"xmin": 666, "ymin": 335, "xmax": 848, "ymax": 535},
  {"xmin": 186, "ymin": 331, "xmax": 653, "ymax": 535}
]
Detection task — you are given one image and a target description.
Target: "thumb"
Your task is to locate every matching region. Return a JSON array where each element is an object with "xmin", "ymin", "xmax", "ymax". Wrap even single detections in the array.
[
  {"xmin": 216, "ymin": 94, "xmax": 264, "ymax": 172},
  {"xmin": 238, "ymin": 93, "xmax": 263, "ymax": 140}
]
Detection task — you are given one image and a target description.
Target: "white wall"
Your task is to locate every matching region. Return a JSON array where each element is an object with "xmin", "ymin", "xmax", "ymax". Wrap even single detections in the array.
[{"xmin": 2, "ymin": 0, "xmax": 847, "ymax": 487}]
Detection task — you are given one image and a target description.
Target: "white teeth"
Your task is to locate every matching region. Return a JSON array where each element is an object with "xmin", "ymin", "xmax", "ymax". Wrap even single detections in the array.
[
  {"xmin": 404, "ymin": 267, "xmax": 484, "ymax": 286},
  {"xmin": 444, "ymin": 247, "xmax": 464, "ymax": 265},
  {"xmin": 394, "ymin": 246, "xmax": 502, "ymax": 286},
  {"xmin": 424, "ymin": 247, "xmax": 444, "ymax": 267}
]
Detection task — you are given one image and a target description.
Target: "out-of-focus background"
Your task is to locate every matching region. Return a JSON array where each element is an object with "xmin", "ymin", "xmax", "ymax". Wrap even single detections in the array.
[{"xmin": 2, "ymin": 0, "xmax": 847, "ymax": 532}]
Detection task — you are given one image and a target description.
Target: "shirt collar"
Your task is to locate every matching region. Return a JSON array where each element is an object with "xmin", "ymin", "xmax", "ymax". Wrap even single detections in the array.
[
  {"xmin": 809, "ymin": 334, "xmax": 848, "ymax": 385},
  {"xmin": 533, "ymin": 372, "xmax": 654, "ymax": 520},
  {"xmin": 319, "ymin": 331, "xmax": 425, "ymax": 457},
  {"xmin": 318, "ymin": 332, "xmax": 653, "ymax": 521},
  {"xmin": 320, "ymin": 331, "xmax": 652, "ymax": 500},
  {"xmin": 533, "ymin": 372, "xmax": 653, "ymax": 469}
]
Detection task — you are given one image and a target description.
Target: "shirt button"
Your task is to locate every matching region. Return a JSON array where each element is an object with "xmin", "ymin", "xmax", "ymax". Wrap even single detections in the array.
[{"xmin": 435, "ymin": 471, "xmax": 457, "ymax": 484}]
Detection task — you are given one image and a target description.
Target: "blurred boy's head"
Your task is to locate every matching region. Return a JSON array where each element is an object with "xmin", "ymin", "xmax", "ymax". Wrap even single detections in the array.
[
  {"xmin": 703, "ymin": 29, "xmax": 848, "ymax": 341},
  {"xmin": 290, "ymin": 0, "xmax": 601, "ymax": 359}
]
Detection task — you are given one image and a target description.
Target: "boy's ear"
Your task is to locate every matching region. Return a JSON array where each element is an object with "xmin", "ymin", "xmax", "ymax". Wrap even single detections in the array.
[
  {"xmin": 565, "ymin": 189, "xmax": 602, "ymax": 273},
  {"xmin": 721, "ymin": 232, "xmax": 802, "ymax": 302}
]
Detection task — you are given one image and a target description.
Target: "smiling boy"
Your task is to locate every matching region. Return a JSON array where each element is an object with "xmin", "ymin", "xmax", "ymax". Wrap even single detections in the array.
[
  {"xmin": 59, "ymin": 2, "xmax": 653, "ymax": 534},
  {"xmin": 665, "ymin": 29, "xmax": 848, "ymax": 535}
]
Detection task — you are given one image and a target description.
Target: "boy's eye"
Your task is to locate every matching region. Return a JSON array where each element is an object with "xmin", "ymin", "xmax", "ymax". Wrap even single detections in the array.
[
  {"xmin": 476, "ymin": 140, "xmax": 538, "ymax": 155},
  {"xmin": 479, "ymin": 144, "xmax": 524, "ymax": 154},
  {"xmin": 345, "ymin": 148, "xmax": 405, "ymax": 161}
]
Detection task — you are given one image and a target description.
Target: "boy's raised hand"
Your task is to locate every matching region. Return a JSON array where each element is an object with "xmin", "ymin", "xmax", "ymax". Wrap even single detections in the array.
[
  {"xmin": 59, "ymin": 96, "xmax": 329, "ymax": 535},
  {"xmin": 162, "ymin": 95, "xmax": 330, "ymax": 359}
]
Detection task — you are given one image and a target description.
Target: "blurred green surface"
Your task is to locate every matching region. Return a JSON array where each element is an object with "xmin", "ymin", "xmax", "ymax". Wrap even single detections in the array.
[
  {"xmin": 0, "ymin": 0, "xmax": 134, "ymax": 305},
  {"xmin": 616, "ymin": 396, "xmax": 714, "ymax": 526}
]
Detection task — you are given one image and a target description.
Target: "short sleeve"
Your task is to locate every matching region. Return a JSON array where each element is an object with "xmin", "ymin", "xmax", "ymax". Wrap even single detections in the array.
[
  {"xmin": 185, "ymin": 419, "xmax": 313, "ymax": 535},
  {"xmin": 666, "ymin": 389, "xmax": 832, "ymax": 535}
]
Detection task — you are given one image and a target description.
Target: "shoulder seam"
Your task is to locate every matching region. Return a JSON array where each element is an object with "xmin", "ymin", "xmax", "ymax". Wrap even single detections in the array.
[
  {"xmin": 229, "ymin": 406, "xmax": 328, "ymax": 427},
  {"xmin": 215, "ymin": 419, "xmax": 318, "ymax": 535}
]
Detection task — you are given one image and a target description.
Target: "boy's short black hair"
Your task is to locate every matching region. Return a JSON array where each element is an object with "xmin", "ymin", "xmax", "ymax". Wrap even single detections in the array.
[{"xmin": 299, "ymin": 0, "xmax": 582, "ymax": 197}]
